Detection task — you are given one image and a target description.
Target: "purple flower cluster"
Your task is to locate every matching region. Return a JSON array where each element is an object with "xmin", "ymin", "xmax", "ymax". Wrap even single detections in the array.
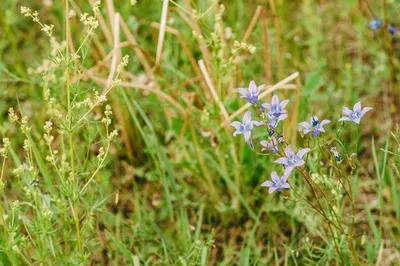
[
  {"xmin": 230, "ymin": 80, "xmax": 372, "ymax": 194},
  {"xmin": 232, "ymin": 84, "xmax": 289, "ymax": 148}
]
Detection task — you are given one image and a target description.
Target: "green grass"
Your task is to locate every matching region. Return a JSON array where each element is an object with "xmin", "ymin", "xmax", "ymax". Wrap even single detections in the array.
[{"xmin": 0, "ymin": 0, "xmax": 400, "ymax": 265}]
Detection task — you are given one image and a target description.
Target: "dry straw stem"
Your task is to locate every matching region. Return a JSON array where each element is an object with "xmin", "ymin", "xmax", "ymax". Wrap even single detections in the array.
[
  {"xmin": 120, "ymin": 18, "xmax": 153, "ymax": 78},
  {"xmin": 284, "ymin": 75, "xmax": 300, "ymax": 146},
  {"xmin": 151, "ymin": 22, "xmax": 207, "ymax": 90},
  {"xmin": 89, "ymin": 74, "xmax": 186, "ymax": 115},
  {"xmin": 219, "ymin": 72, "xmax": 299, "ymax": 129},
  {"xmin": 260, "ymin": 8, "xmax": 271, "ymax": 84},
  {"xmin": 171, "ymin": 3, "xmax": 212, "ymax": 70},
  {"xmin": 242, "ymin": 6, "xmax": 263, "ymax": 42},
  {"xmin": 154, "ymin": 0, "xmax": 169, "ymax": 68},
  {"xmin": 242, "ymin": 6, "xmax": 271, "ymax": 84},
  {"xmin": 268, "ymin": 0, "xmax": 284, "ymax": 80},
  {"xmin": 88, "ymin": 0, "xmax": 113, "ymax": 46},
  {"xmin": 106, "ymin": 0, "xmax": 115, "ymax": 28},
  {"xmin": 71, "ymin": 41, "xmax": 133, "ymax": 84},
  {"xmin": 104, "ymin": 13, "xmax": 120, "ymax": 92},
  {"xmin": 198, "ymin": 60, "xmax": 230, "ymax": 124}
]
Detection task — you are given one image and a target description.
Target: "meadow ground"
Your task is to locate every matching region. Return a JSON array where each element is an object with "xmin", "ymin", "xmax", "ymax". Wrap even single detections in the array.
[{"xmin": 0, "ymin": 0, "xmax": 400, "ymax": 265}]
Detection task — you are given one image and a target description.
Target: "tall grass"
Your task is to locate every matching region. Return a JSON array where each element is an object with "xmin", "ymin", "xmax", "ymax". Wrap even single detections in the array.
[{"xmin": 0, "ymin": 0, "xmax": 399, "ymax": 265}]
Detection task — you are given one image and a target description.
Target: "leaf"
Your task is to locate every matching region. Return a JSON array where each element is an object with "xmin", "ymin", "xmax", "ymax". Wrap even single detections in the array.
[{"xmin": 107, "ymin": 231, "xmax": 137, "ymax": 266}]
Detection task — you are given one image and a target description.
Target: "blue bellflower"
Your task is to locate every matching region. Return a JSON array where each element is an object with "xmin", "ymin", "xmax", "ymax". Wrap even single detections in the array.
[
  {"xmin": 388, "ymin": 25, "xmax": 398, "ymax": 35},
  {"xmin": 267, "ymin": 113, "xmax": 288, "ymax": 130},
  {"xmin": 238, "ymin": 80, "xmax": 265, "ymax": 105},
  {"xmin": 261, "ymin": 171, "xmax": 290, "ymax": 194},
  {"xmin": 369, "ymin": 18, "xmax": 382, "ymax": 30},
  {"xmin": 230, "ymin": 111, "xmax": 264, "ymax": 148},
  {"xmin": 260, "ymin": 137, "xmax": 278, "ymax": 154},
  {"xmin": 299, "ymin": 116, "xmax": 331, "ymax": 137},
  {"xmin": 274, "ymin": 145, "xmax": 310, "ymax": 174},
  {"xmin": 261, "ymin": 95, "xmax": 289, "ymax": 117},
  {"xmin": 330, "ymin": 147, "xmax": 343, "ymax": 163},
  {"xmin": 338, "ymin": 102, "xmax": 372, "ymax": 124}
]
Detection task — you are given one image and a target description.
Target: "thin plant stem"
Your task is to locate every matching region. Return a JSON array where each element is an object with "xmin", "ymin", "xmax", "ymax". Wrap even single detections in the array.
[
  {"xmin": 322, "ymin": 135, "xmax": 359, "ymax": 263},
  {"xmin": 65, "ymin": 0, "xmax": 83, "ymax": 257},
  {"xmin": 348, "ymin": 192, "xmax": 359, "ymax": 265},
  {"xmin": 273, "ymin": 131, "xmax": 345, "ymax": 235},
  {"xmin": 0, "ymin": 158, "xmax": 5, "ymax": 181},
  {"xmin": 315, "ymin": 140, "xmax": 345, "ymax": 233},
  {"xmin": 350, "ymin": 127, "xmax": 360, "ymax": 264},
  {"xmin": 355, "ymin": 124, "xmax": 360, "ymax": 154},
  {"xmin": 300, "ymin": 170, "xmax": 345, "ymax": 265},
  {"xmin": 290, "ymin": 187, "xmax": 343, "ymax": 232},
  {"xmin": 0, "ymin": 158, "xmax": 17, "ymax": 266}
]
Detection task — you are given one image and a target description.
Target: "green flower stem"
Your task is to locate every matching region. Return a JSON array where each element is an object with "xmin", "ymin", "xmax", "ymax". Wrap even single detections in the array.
[{"xmin": 65, "ymin": 0, "xmax": 83, "ymax": 258}]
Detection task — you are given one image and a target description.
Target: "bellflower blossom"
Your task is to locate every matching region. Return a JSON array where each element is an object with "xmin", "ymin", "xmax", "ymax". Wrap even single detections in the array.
[
  {"xmin": 261, "ymin": 95, "xmax": 289, "ymax": 117},
  {"xmin": 238, "ymin": 80, "xmax": 265, "ymax": 105},
  {"xmin": 260, "ymin": 137, "xmax": 278, "ymax": 154},
  {"xmin": 330, "ymin": 147, "xmax": 343, "ymax": 163},
  {"xmin": 368, "ymin": 18, "xmax": 382, "ymax": 30},
  {"xmin": 299, "ymin": 116, "xmax": 331, "ymax": 137},
  {"xmin": 230, "ymin": 111, "xmax": 264, "ymax": 148},
  {"xmin": 266, "ymin": 113, "xmax": 287, "ymax": 137},
  {"xmin": 338, "ymin": 102, "xmax": 372, "ymax": 124},
  {"xmin": 274, "ymin": 145, "xmax": 310, "ymax": 174},
  {"xmin": 267, "ymin": 113, "xmax": 288, "ymax": 130},
  {"xmin": 388, "ymin": 25, "xmax": 398, "ymax": 35},
  {"xmin": 261, "ymin": 171, "xmax": 290, "ymax": 194}
]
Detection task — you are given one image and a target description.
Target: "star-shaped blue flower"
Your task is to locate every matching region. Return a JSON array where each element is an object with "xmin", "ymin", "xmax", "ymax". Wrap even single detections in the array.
[
  {"xmin": 338, "ymin": 102, "xmax": 372, "ymax": 124},
  {"xmin": 261, "ymin": 171, "xmax": 290, "ymax": 194},
  {"xmin": 261, "ymin": 95, "xmax": 289, "ymax": 117},
  {"xmin": 238, "ymin": 80, "xmax": 265, "ymax": 105},
  {"xmin": 274, "ymin": 145, "xmax": 310, "ymax": 174},
  {"xmin": 260, "ymin": 137, "xmax": 278, "ymax": 154},
  {"xmin": 369, "ymin": 18, "xmax": 382, "ymax": 30},
  {"xmin": 299, "ymin": 116, "xmax": 331, "ymax": 137},
  {"xmin": 267, "ymin": 113, "xmax": 288, "ymax": 130},
  {"xmin": 230, "ymin": 111, "xmax": 264, "ymax": 148},
  {"xmin": 388, "ymin": 25, "xmax": 398, "ymax": 35}
]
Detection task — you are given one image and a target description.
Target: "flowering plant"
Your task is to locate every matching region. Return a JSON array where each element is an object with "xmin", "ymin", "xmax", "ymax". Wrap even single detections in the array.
[{"xmin": 230, "ymin": 80, "xmax": 372, "ymax": 264}]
